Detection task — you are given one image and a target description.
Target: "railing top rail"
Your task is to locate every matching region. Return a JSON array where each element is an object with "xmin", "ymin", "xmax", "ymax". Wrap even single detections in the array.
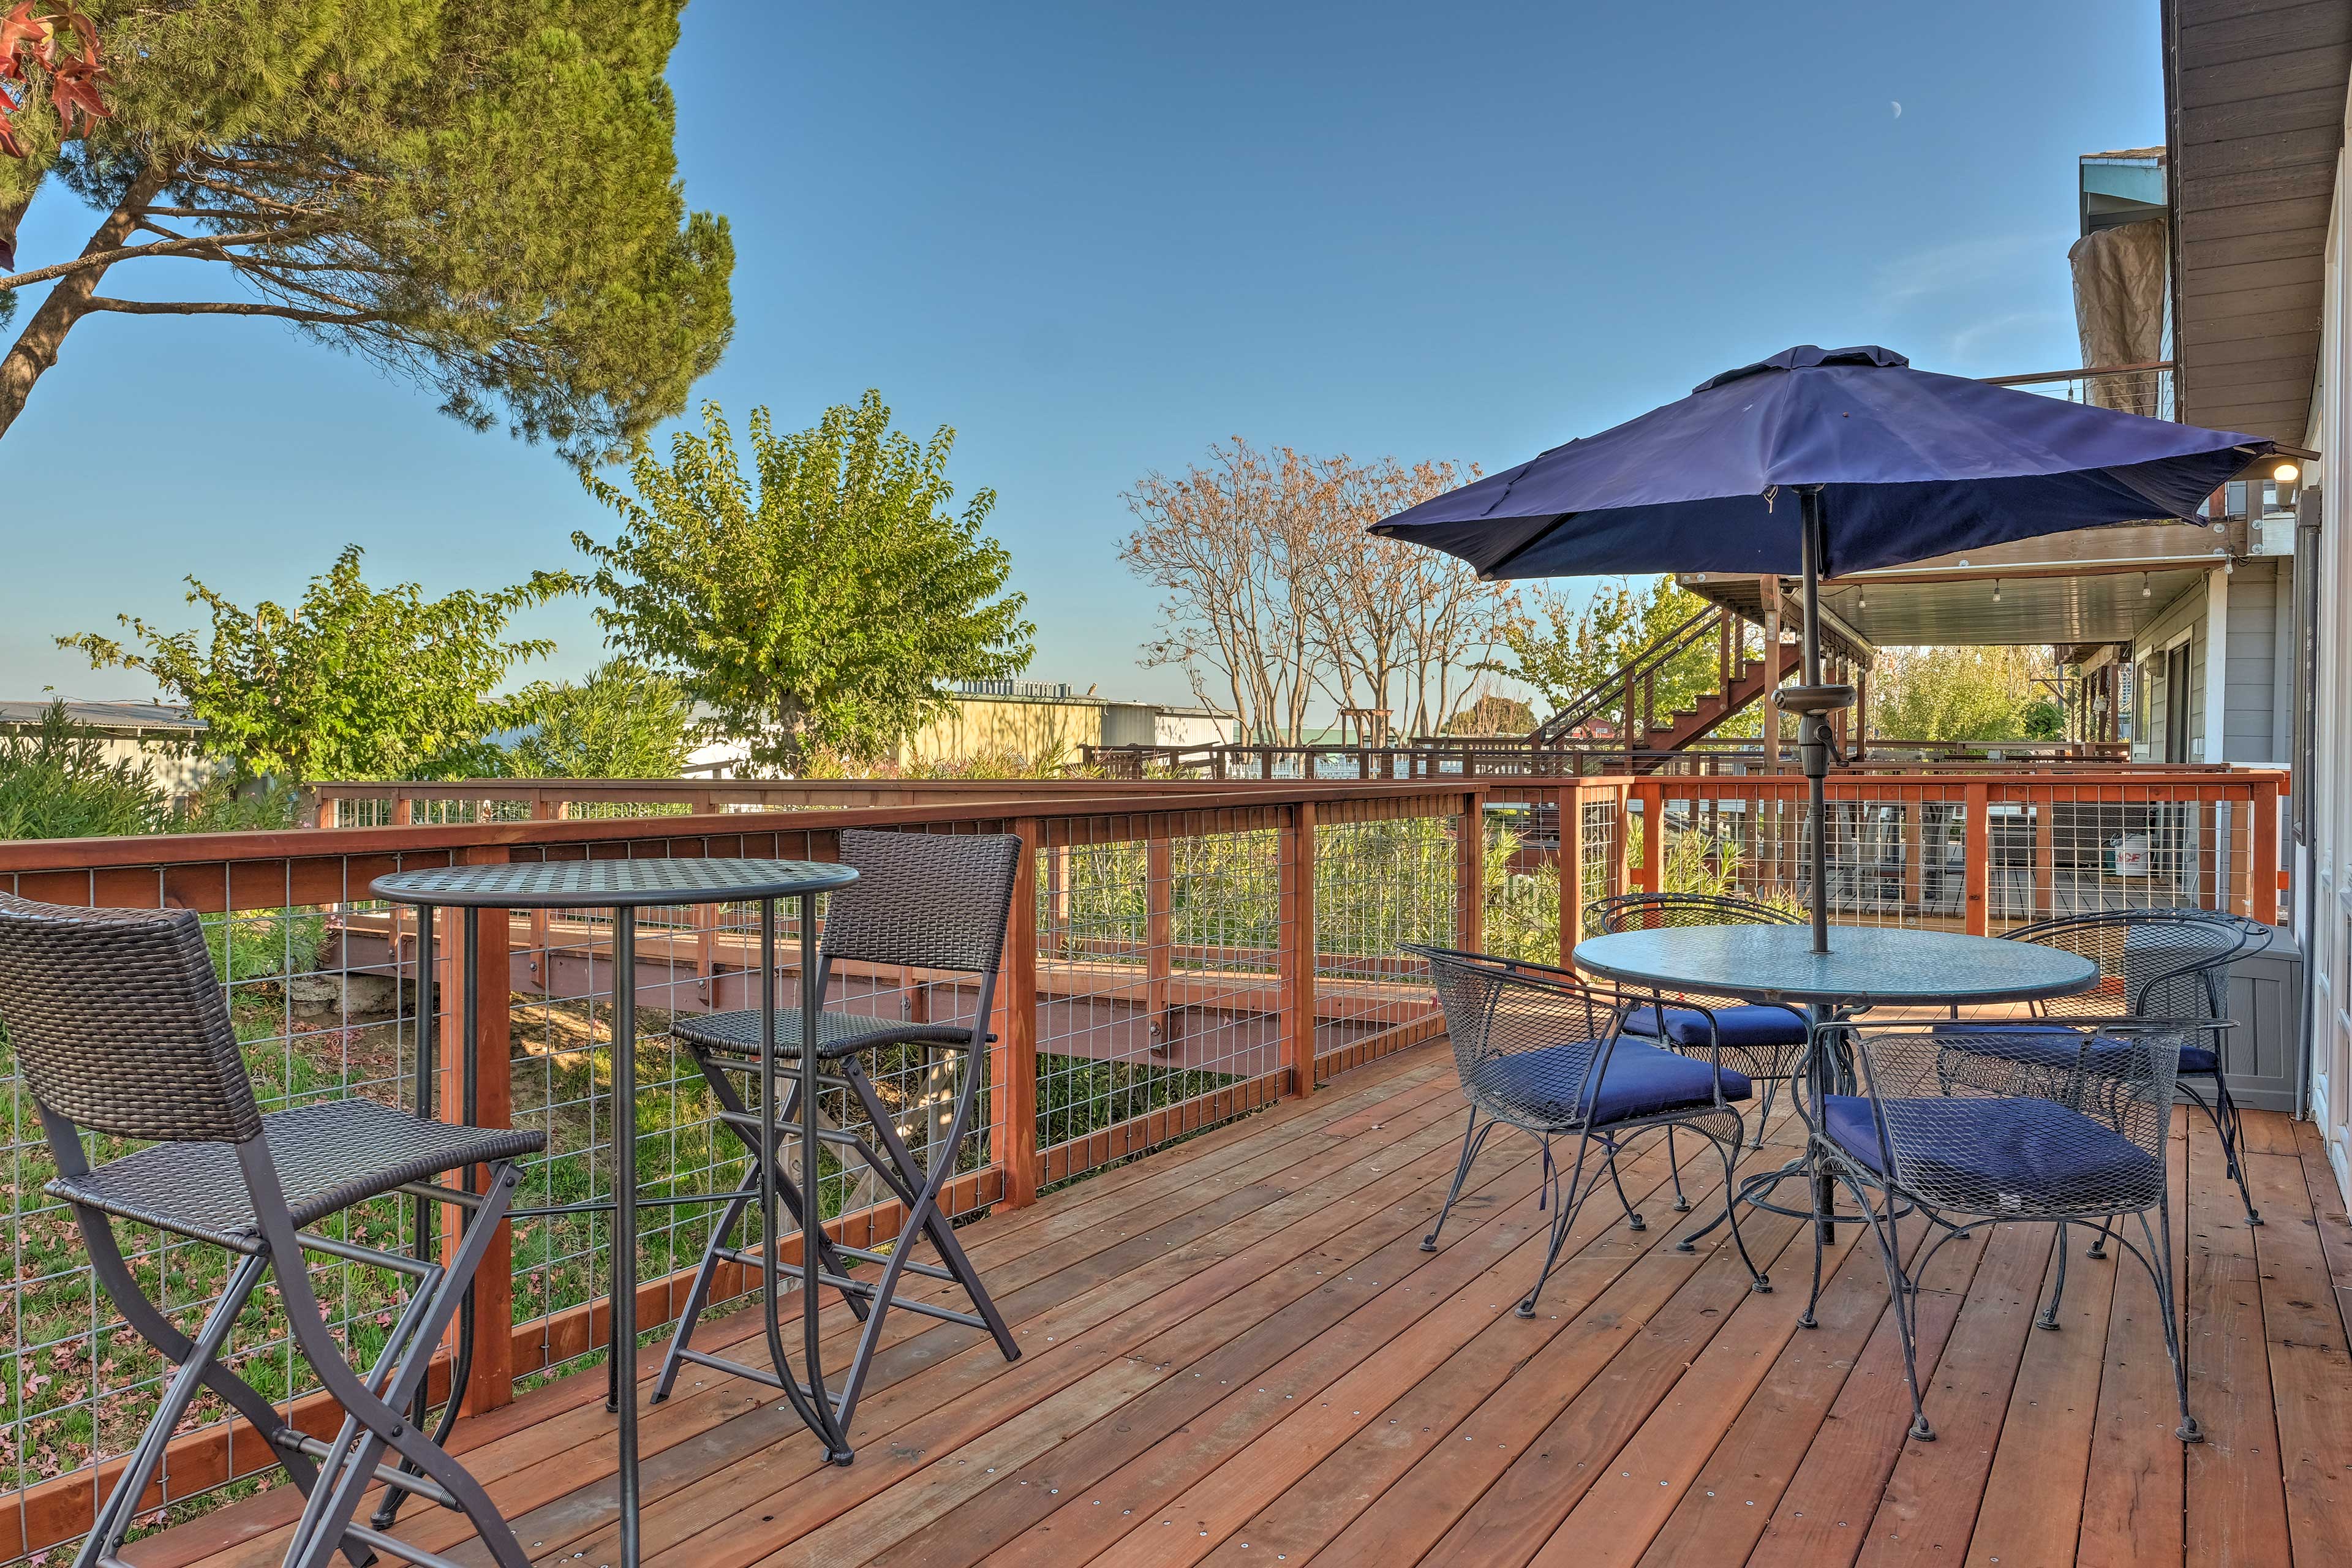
[
  {"xmin": 0, "ymin": 780, "xmax": 1490, "ymax": 873},
  {"xmin": 309, "ymin": 775, "xmax": 1472, "ymax": 799}
]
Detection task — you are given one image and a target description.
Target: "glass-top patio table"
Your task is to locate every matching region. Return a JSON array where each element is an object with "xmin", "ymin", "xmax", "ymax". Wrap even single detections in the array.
[
  {"xmin": 371, "ymin": 857, "xmax": 861, "ymax": 1568},
  {"xmin": 1572, "ymin": 924, "xmax": 2098, "ymax": 1257}
]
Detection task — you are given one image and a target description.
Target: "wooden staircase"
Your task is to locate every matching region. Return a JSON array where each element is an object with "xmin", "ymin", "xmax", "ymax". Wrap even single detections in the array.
[{"xmin": 1529, "ymin": 601, "xmax": 1776, "ymax": 766}]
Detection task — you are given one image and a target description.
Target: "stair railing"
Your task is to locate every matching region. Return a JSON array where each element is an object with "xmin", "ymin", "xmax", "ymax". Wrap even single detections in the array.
[{"xmin": 1531, "ymin": 601, "xmax": 1743, "ymax": 748}]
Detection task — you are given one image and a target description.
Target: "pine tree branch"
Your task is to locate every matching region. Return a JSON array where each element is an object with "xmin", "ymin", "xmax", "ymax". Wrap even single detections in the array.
[
  {"xmin": 0, "ymin": 228, "xmax": 296, "ymax": 291},
  {"xmin": 81, "ymin": 296, "xmax": 384, "ymax": 325}
]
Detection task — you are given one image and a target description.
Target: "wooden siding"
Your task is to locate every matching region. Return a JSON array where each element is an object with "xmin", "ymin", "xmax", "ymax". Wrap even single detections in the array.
[{"xmin": 2168, "ymin": 0, "xmax": 2352, "ymax": 443}]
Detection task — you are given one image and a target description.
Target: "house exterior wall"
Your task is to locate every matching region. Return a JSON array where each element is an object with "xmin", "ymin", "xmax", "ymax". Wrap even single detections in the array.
[
  {"xmin": 897, "ymin": 695, "xmax": 1105, "ymax": 766},
  {"xmin": 2222, "ymin": 557, "xmax": 2288, "ymax": 763},
  {"xmin": 2301, "ymin": 80, "xmax": 2352, "ymax": 1201},
  {"xmin": 2130, "ymin": 580, "xmax": 2207, "ymax": 762}
]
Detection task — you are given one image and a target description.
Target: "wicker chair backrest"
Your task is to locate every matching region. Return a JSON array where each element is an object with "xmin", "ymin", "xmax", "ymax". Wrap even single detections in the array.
[
  {"xmin": 0, "ymin": 894, "xmax": 263, "ymax": 1142},
  {"xmin": 821, "ymin": 830, "xmax": 1023, "ymax": 975}
]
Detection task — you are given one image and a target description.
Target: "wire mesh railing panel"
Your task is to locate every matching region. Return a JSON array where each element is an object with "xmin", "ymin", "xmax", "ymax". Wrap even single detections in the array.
[
  {"xmin": 1312, "ymin": 809, "xmax": 1455, "ymax": 1077},
  {"xmin": 1033, "ymin": 821, "xmax": 1276, "ymax": 1172},
  {"xmin": 0, "ymin": 864, "xmax": 429, "ymax": 1560}
]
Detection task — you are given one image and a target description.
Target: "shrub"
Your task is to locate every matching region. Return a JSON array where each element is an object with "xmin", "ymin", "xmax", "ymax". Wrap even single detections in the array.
[{"xmin": 0, "ymin": 701, "xmax": 167, "ymax": 839}]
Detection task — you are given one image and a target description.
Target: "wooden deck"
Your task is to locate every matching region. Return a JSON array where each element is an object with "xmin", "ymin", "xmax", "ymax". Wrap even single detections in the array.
[{"xmin": 128, "ymin": 1041, "xmax": 2352, "ymax": 1568}]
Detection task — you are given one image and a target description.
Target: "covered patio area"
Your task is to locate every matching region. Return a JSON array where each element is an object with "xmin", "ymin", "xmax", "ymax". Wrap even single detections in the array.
[{"xmin": 124, "ymin": 1038, "xmax": 2352, "ymax": 1568}]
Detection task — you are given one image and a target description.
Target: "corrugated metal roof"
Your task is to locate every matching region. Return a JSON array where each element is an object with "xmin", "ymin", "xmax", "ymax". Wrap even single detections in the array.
[{"xmin": 0, "ymin": 699, "xmax": 206, "ymax": 732}]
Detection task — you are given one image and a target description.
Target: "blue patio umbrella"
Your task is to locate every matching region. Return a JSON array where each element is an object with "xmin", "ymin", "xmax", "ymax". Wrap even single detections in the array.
[{"xmin": 1371, "ymin": 345, "xmax": 2274, "ymax": 952}]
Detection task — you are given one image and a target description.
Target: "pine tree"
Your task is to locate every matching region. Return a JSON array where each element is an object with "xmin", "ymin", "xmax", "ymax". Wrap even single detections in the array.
[{"xmin": 0, "ymin": 2, "xmax": 731, "ymax": 462}]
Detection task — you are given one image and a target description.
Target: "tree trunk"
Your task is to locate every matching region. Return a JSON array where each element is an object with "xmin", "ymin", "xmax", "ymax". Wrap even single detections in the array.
[{"xmin": 0, "ymin": 162, "xmax": 170, "ymax": 440}]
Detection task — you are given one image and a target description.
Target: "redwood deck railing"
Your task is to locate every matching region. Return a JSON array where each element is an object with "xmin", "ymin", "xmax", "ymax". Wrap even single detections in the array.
[
  {"xmin": 0, "ymin": 764, "xmax": 2288, "ymax": 1559},
  {"xmin": 0, "ymin": 781, "xmax": 1484, "ymax": 1562}
]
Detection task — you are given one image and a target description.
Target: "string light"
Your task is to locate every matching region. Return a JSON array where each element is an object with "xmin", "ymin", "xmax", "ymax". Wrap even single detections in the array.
[
  {"xmin": 1991, "ymin": 579, "xmax": 2002, "ymax": 604},
  {"xmin": 2141, "ymin": 573, "xmax": 2152, "ymax": 599}
]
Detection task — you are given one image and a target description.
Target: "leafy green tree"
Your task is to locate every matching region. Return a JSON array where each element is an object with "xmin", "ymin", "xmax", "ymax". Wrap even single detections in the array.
[
  {"xmin": 1487, "ymin": 576, "xmax": 1717, "ymax": 726},
  {"xmin": 60, "ymin": 545, "xmax": 576, "ymax": 780},
  {"xmin": 0, "ymin": 699, "xmax": 165, "ymax": 837},
  {"xmin": 0, "ymin": 2, "xmax": 732, "ymax": 460},
  {"xmin": 503, "ymin": 658, "xmax": 697, "ymax": 778},
  {"xmin": 1440, "ymin": 694, "xmax": 1536, "ymax": 736},
  {"xmin": 578, "ymin": 393, "xmax": 1036, "ymax": 772},
  {"xmin": 1869, "ymin": 645, "xmax": 2046, "ymax": 741},
  {"xmin": 2021, "ymin": 697, "xmax": 2065, "ymax": 740}
]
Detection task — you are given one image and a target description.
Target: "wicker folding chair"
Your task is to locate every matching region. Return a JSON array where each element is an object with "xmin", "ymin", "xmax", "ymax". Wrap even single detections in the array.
[
  {"xmin": 653, "ymin": 829, "xmax": 1024, "ymax": 1434},
  {"xmin": 1803, "ymin": 1015, "xmax": 2201, "ymax": 1445},
  {"xmin": 1405, "ymin": 944, "xmax": 1768, "ymax": 1317},
  {"xmin": 0, "ymin": 894, "xmax": 544, "ymax": 1568},
  {"xmin": 1999, "ymin": 908, "xmax": 2266, "ymax": 1226},
  {"xmin": 1585, "ymin": 892, "xmax": 1810, "ymax": 1151}
]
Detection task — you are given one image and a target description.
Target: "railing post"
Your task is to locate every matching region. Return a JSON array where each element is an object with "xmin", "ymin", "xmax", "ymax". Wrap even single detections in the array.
[
  {"xmin": 1610, "ymin": 782, "xmax": 1632, "ymax": 897},
  {"xmin": 1635, "ymin": 780, "xmax": 1662, "ymax": 895},
  {"xmin": 1962, "ymin": 781, "xmax": 1990, "ymax": 936},
  {"xmin": 2250, "ymin": 778, "xmax": 2280, "ymax": 923},
  {"xmin": 1558, "ymin": 783, "xmax": 1582, "ymax": 967},
  {"xmin": 991, "ymin": 821, "xmax": 1041, "ymax": 1209},
  {"xmin": 454, "ymin": 846, "xmax": 515, "ymax": 1413},
  {"xmin": 1280, "ymin": 802, "xmax": 1317, "ymax": 1095},
  {"xmin": 2032, "ymin": 784, "xmax": 2057, "ymax": 925},
  {"xmin": 1457, "ymin": 790, "xmax": 1485, "ymax": 953},
  {"xmin": 1145, "ymin": 831, "xmax": 1175, "ymax": 1054}
]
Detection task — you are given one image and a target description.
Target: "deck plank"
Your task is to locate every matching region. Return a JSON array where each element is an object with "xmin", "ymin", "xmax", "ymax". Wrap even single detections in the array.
[
  {"xmin": 1627, "ymin": 1217, "xmax": 1924, "ymax": 1568},
  {"xmin": 116, "ymin": 1069, "xmax": 2338, "ymax": 1568},
  {"xmin": 2075, "ymin": 1109, "xmax": 2191, "ymax": 1568},
  {"xmin": 1525, "ymin": 1224, "xmax": 1866, "ymax": 1568},
  {"xmin": 149, "ymin": 1054, "xmax": 1463, "ymax": 1568},
  {"xmin": 1852, "ymin": 1219, "xmax": 2056, "ymax": 1563},
  {"xmin": 2183, "ymin": 1114, "xmax": 2293, "ymax": 1568},
  {"xmin": 870, "ymin": 1124, "xmax": 1700, "ymax": 1568},
  {"xmin": 1744, "ymin": 1221, "xmax": 1995, "ymax": 1568},
  {"xmin": 1961, "ymin": 1217, "xmax": 2124, "ymax": 1566},
  {"xmin": 2242, "ymin": 1150, "xmax": 2352, "ymax": 1567}
]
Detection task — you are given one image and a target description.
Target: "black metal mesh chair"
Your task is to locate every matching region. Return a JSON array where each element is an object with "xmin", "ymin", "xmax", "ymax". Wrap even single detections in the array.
[
  {"xmin": 1405, "ymin": 944, "xmax": 1767, "ymax": 1317},
  {"xmin": 0, "ymin": 894, "xmax": 544, "ymax": 1568},
  {"xmin": 2002, "ymin": 908, "xmax": 2266, "ymax": 1225},
  {"xmin": 1802, "ymin": 1015, "xmax": 2201, "ymax": 1446},
  {"xmin": 1586, "ymin": 892, "xmax": 1809, "ymax": 1150},
  {"xmin": 654, "ymin": 829, "xmax": 1025, "ymax": 1432}
]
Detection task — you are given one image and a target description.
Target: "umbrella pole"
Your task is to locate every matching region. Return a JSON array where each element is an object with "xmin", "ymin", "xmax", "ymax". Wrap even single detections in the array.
[{"xmin": 1800, "ymin": 489, "xmax": 1831, "ymax": 955}]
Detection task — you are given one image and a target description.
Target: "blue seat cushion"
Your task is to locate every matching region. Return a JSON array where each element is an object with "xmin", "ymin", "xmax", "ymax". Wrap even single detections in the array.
[
  {"xmin": 1621, "ymin": 1002, "xmax": 1807, "ymax": 1052},
  {"xmin": 1934, "ymin": 1022, "xmax": 2218, "ymax": 1076},
  {"xmin": 1820, "ymin": 1093, "xmax": 2163, "ymax": 1214},
  {"xmin": 1473, "ymin": 1038, "xmax": 1750, "ymax": 1129}
]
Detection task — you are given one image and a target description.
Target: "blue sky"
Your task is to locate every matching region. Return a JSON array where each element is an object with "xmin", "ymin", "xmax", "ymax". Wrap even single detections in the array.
[{"xmin": 4, "ymin": 1, "xmax": 2163, "ymax": 709}]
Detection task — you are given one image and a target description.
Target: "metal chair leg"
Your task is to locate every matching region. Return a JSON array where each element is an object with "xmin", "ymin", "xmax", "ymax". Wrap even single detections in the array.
[
  {"xmin": 1751, "ymin": 1076, "xmax": 1778, "ymax": 1150},
  {"xmin": 828, "ymin": 1052, "xmax": 1016, "ymax": 1427},
  {"xmin": 1422, "ymin": 1109, "xmax": 1492, "ymax": 1252},
  {"xmin": 1838, "ymin": 1165, "xmax": 1934, "ymax": 1442},
  {"xmin": 2184, "ymin": 1072, "xmax": 2261, "ymax": 1226},
  {"xmin": 1607, "ymin": 1139, "xmax": 1647, "ymax": 1231},
  {"xmin": 652, "ymin": 1187, "xmax": 759, "ymax": 1403},
  {"xmin": 2136, "ymin": 1189, "xmax": 2201, "ymax": 1443},
  {"xmin": 271, "ymin": 1162, "xmax": 535, "ymax": 1568},
  {"xmin": 1520, "ymin": 1137, "xmax": 1598, "ymax": 1319},
  {"xmin": 2037, "ymin": 1220, "xmax": 2070, "ymax": 1329},
  {"xmin": 1712, "ymin": 1120, "xmax": 1770, "ymax": 1292},
  {"xmin": 74, "ymin": 1255, "xmax": 269, "ymax": 1568},
  {"xmin": 1666, "ymin": 1126, "xmax": 1691, "ymax": 1211}
]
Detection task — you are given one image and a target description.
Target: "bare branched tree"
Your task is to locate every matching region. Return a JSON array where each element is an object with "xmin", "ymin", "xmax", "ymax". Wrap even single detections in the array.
[
  {"xmin": 1121, "ymin": 442, "xmax": 1514, "ymax": 743},
  {"xmin": 1120, "ymin": 440, "xmax": 1340, "ymax": 745}
]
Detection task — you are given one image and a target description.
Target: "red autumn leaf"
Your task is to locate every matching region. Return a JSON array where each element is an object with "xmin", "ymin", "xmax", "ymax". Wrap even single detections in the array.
[{"xmin": 0, "ymin": 3, "xmax": 107, "ymax": 157}]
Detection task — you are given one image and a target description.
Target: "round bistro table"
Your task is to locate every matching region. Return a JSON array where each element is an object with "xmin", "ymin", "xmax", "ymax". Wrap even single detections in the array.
[
  {"xmin": 1572, "ymin": 924, "xmax": 2098, "ymax": 1253},
  {"xmin": 371, "ymin": 857, "xmax": 860, "ymax": 1568}
]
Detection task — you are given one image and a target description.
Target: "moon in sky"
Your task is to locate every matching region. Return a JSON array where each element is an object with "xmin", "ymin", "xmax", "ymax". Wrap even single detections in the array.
[{"xmin": 1891, "ymin": 100, "xmax": 1902, "ymax": 117}]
